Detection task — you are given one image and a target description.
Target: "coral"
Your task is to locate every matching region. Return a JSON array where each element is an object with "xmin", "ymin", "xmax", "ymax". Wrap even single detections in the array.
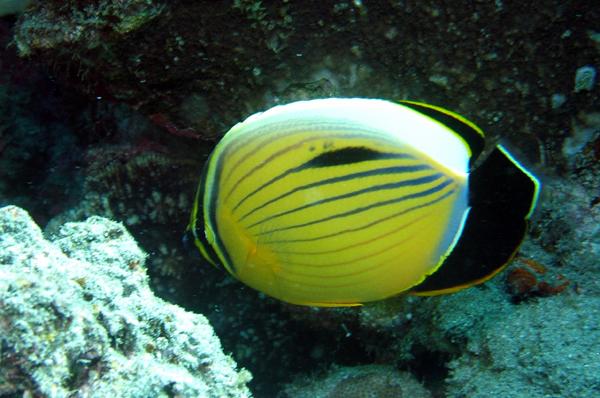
[
  {"xmin": 505, "ymin": 266, "xmax": 538, "ymax": 296},
  {"xmin": 0, "ymin": 205, "xmax": 252, "ymax": 397},
  {"xmin": 13, "ymin": 1, "xmax": 166, "ymax": 56},
  {"xmin": 81, "ymin": 146, "xmax": 195, "ymax": 227},
  {"xmin": 41, "ymin": 107, "xmax": 205, "ymax": 277},
  {"xmin": 505, "ymin": 257, "xmax": 570, "ymax": 302}
]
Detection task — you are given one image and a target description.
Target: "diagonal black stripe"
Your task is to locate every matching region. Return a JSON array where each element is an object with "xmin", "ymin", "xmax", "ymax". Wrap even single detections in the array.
[
  {"xmin": 234, "ymin": 154, "xmax": 421, "ymax": 216},
  {"xmin": 261, "ymin": 188, "xmax": 456, "ymax": 244},
  {"xmin": 253, "ymin": 178, "xmax": 455, "ymax": 235},
  {"xmin": 246, "ymin": 173, "xmax": 444, "ymax": 229}
]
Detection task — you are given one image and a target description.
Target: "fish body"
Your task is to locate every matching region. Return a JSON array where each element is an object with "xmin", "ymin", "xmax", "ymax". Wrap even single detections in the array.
[{"xmin": 187, "ymin": 98, "xmax": 540, "ymax": 307}]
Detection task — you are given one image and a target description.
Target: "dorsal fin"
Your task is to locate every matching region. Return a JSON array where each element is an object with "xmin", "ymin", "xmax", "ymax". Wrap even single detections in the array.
[{"xmin": 399, "ymin": 101, "xmax": 485, "ymax": 166}]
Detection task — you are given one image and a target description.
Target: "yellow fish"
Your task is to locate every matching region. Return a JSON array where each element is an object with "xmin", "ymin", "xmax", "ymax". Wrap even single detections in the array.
[{"xmin": 186, "ymin": 98, "xmax": 540, "ymax": 307}]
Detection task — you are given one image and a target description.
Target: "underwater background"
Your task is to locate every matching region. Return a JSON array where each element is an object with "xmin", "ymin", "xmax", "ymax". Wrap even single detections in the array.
[{"xmin": 0, "ymin": 1, "xmax": 599, "ymax": 397}]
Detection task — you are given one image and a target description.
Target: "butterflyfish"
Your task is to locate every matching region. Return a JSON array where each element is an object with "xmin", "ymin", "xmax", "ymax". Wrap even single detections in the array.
[{"xmin": 186, "ymin": 98, "xmax": 540, "ymax": 307}]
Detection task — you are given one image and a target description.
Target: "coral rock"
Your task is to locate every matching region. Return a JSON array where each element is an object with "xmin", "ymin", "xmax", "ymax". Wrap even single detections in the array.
[{"xmin": 0, "ymin": 205, "xmax": 252, "ymax": 398}]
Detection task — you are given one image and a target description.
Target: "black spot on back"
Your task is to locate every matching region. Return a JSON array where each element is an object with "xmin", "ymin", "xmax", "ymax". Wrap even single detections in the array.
[{"xmin": 306, "ymin": 147, "xmax": 384, "ymax": 167}]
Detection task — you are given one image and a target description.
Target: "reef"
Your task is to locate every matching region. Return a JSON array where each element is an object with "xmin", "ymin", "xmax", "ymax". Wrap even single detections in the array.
[{"xmin": 0, "ymin": 205, "xmax": 252, "ymax": 397}]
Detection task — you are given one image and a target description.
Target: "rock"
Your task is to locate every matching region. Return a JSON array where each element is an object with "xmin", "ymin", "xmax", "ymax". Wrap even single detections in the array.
[
  {"xmin": 281, "ymin": 364, "xmax": 431, "ymax": 398},
  {"xmin": 445, "ymin": 294, "xmax": 600, "ymax": 398},
  {"xmin": 0, "ymin": 0, "xmax": 31, "ymax": 16},
  {"xmin": 0, "ymin": 205, "xmax": 252, "ymax": 398},
  {"xmin": 574, "ymin": 65, "xmax": 597, "ymax": 93}
]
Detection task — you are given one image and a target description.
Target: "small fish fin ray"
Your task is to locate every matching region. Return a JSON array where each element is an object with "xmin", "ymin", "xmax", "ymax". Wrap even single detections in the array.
[{"xmin": 410, "ymin": 145, "xmax": 540, "ymax": 295}]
